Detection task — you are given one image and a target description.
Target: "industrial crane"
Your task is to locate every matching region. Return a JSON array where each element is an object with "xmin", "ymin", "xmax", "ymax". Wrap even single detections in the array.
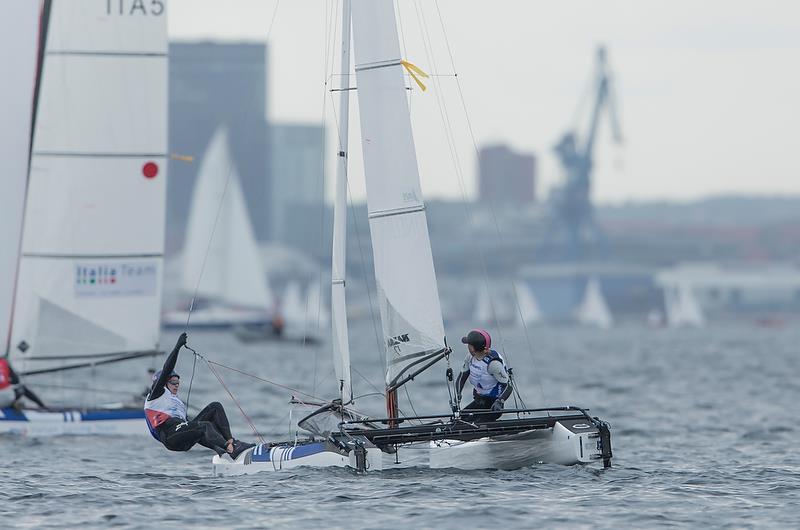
[{"xmin": 547, "ymin": 46, "xmax": 622, "ymax": 260}]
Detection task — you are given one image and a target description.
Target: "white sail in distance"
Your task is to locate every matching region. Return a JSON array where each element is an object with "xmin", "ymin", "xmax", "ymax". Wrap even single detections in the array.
[
  {"xmin": 665, "ymin": 282, "xmax": 705, "ymax": 328},
  {"xmin": 181, "ymin": 127, "xmax": 273, "ymax": 310},
  {"xmin": 515, "ymin": 280, "xmax": 543, "ymax": 326},
  {"xmin": 10, "ymin": 0, "xmax": 168, "ymax": 373},
  {"xmin": 575, "ymin": 277, "xmax": 613, "ymax": 329},
  {"xmin": 351, "ymin": 0, "xmax": 447, "ymax": 390}
]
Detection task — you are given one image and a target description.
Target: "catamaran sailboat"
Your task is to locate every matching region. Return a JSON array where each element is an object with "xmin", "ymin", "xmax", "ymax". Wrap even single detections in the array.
[
  {"xmin": 0, "ymin": 0, "xmax": 168, "ymax": 435},
  {"xmin": 212, "ymin": 0, "xmax": 611, "ymax": 474}
]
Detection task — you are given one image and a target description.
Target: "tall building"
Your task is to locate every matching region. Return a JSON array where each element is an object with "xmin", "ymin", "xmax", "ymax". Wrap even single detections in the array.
[
  {"xmin": 167, "ymin": 41, "xmax": 270, "ymax": 252},
  {"xmin": 270, "ymin": 123, "xmax": 326, "ymax": 245},
  {"xmin": 477, "ymin": 144, "xmax": 537, "ymax": 205}
]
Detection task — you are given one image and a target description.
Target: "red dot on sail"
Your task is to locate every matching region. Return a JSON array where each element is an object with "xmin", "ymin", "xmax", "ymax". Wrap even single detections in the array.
[{"xmin": 142, "ymin": 162, "xmax": 159, "ymax": 179}]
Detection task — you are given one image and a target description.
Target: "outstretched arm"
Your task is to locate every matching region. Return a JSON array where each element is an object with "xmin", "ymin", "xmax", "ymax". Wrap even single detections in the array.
[{"xmin": 147, "ymin": 332, "xmax": 187, "ymax": 400}]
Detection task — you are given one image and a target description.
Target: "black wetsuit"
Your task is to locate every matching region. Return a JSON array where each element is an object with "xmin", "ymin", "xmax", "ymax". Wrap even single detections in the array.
[
  {"xmin": 2, "ymin": 360, "xmax": 47, "ymax": 409},
  {"xmin": 146, "ymin": 336, "xmax": 233, "ymax": 456}
]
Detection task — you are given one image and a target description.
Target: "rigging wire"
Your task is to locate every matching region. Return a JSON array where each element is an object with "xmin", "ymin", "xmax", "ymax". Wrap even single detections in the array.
[
  {"xmin": 430, "ymin": 0, "xmax": 547, "ymax": 405},
  {"xmin": 203, "ymin": 357, "xmax": 266, "ymax": 444}
]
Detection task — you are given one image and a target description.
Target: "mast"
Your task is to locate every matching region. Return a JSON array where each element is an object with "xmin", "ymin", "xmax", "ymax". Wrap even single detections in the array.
[{"xmin": 331, "ymin": 0, "xmax": 353, "ymax": 404}]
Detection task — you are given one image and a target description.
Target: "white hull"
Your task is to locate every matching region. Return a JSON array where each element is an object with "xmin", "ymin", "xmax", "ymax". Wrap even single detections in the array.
[
  {"xmin": 162, "ymin": 306, "xmax": 269, "ymax": 329},
  {"xmin": 0, "ymin": 407, "xmax": 147, "ymax": 437},
  {"xmin": 212, "ymin": 418, "xmax": 605, "ymax": 476}
]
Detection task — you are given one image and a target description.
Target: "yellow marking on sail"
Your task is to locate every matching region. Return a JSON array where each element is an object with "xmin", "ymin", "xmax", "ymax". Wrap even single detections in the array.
[
  {"xmin": 170, "ymin": 154, "xmax": 194, "ymax": 162},
  {"xmin": 400, "ymin": 60, "xmax": 429, "ymax": 92}
]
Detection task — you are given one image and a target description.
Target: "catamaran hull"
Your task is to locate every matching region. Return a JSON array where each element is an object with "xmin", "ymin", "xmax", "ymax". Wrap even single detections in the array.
[
  {"xmin": 232, "ymin": 324, "xmax": 321, "ymax": 345},
  {"xmin": 161, "ymin": 308, "xmax": 269, "ymax": 330},
  {"xmin": 212, "ymin": 440, "xmax": 384, "ymax": 476},
  {"xmin": 0, "ymin": 407, "xmax": 147, "ymax": 436},
  {"xmin": 211, "ymin": 419, "xmax": 607, "ymax": 475}
]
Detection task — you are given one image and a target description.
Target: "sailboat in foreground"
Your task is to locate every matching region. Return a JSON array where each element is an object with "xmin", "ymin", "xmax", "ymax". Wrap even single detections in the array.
[
  {"xmin": 212, "ymin": 0, "xmax": 611, "ymax": 474},
  {"xmin": 1, "ymin": 0, "xmax": 168, "ymax": 435}
]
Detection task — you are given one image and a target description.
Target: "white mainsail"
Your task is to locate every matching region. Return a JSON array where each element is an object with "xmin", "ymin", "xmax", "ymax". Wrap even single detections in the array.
[
  {"xmin": 575, "ymin": 277, "xmax": 613, "ymax": 329},
  {"xmin": 10, "ymin": 0, "xmax": 168, "ymax": 373},
  {"xmin": 181, "ymin": 127, "xmax": 273, "ymax": 310},
  {"xmin": 0, "ymin": 1, "xmax": 39, "ymax": 356},
  {"xmin": 351, "ymin": 0, "xmax": 447, "ymax": 390},
  {"xmin": 665, "ymin": 282, "xmax": 705, "ymax": 328}
]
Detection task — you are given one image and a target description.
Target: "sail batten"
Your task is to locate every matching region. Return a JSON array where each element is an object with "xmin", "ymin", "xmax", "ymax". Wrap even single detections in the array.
[{"xmin": 350, "ymin": 0, "xmax": 446, "ymax": 390}]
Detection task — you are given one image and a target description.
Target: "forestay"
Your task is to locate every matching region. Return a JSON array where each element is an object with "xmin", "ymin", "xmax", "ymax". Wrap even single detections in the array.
[
  {"xmin": 0, "ymin": 1, "xmax": 39, "ymax": 357},
  {"xmin": 350, "ymin": 0, "xmax": 447, "ymax": 390},
  {"xmin": 9, "ymin": 0, "xmax": 168, "ymax": 373},
  {"xmin": 181, "ymin": 127, "xmax": 273, "ymax": 310}
]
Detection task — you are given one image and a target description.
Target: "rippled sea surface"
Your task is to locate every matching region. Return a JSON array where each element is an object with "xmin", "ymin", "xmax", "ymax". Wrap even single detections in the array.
[{"xmin": 4, "ymin": 320, "xmax": 799, "ymax": 529}]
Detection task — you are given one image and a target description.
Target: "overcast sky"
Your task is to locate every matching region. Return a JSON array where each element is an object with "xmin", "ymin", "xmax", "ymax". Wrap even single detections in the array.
[{"xmin": 169, "ymin": 0, "xmax": 800, "ymax": 204}]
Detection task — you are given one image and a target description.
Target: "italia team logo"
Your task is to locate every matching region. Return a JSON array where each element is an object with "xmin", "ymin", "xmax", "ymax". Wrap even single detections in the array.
[
  {"xmin": 76, "ymin": 265, "xmax": 118, "ymax": 285},
  {"xmin": 75, "ymin": 262, "xmax": 157, "ymax": 297}
]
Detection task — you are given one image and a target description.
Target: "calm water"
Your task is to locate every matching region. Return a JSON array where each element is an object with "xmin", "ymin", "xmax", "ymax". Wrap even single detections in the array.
[{"xmin": 4, "ymin": 321, "xmax": 799, "ymax": 529}]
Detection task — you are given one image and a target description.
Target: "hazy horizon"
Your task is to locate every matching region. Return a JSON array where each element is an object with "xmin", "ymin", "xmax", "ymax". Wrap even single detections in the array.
[{"xmin": 169, "ymin": 0, "xmax": 800, "ymax": 204}]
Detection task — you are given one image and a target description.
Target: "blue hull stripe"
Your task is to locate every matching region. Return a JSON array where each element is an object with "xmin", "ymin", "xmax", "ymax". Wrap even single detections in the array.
[
  {"xmin": 0, "ymin": 408, "xmax": 144, "ymax": 422},
  {"xmin": 250, "ymin": 442, "xmax": 327, "ymax": 463}
]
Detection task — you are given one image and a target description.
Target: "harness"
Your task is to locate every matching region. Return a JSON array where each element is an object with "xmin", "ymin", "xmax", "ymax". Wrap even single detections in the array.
[{"xmin": 468, "ymin": 349, "xmax": 508, "ymax": 398}]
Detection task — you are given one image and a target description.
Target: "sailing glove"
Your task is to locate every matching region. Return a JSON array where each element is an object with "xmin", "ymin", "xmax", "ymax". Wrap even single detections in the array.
[
  {"xmin": 491, "ymin": 399, "xmax": 504, "ymax": 412},
  {"xmin": 176, "ymin": 332, "xmax": 188, "ymax": 348}
]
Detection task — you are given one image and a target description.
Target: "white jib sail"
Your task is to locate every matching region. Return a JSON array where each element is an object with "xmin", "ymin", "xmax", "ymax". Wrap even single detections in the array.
[
  {"xmin": 0, "ymin": 1, "xmax": 39, "ymax": 356},
  {"xmin": 331, "ymin": 0, "xmax": 353, "ymax": 403},
  {"xmin": 10, "ymin": 0, "xmax": 169, "ymax": 373},
  {"xmin": 575, "ymin": 277, "xmax": 613, "ymax": 329},
  {"xmin": 180, "ymin": 127, "xmax": 273, "ymax": 310},
  {"xmin": 351, "ymin": 0, "xmax": 446, "ymax": 388}
]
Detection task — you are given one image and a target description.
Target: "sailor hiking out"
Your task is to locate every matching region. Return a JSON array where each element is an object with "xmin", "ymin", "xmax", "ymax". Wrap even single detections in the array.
[
  {"xmin": 454, "ymin": 329, "xmax": 514, "ymax": 422},
  {"xmin": 144, "ymin": 333, "xmax": 254, "ymax": 459}
]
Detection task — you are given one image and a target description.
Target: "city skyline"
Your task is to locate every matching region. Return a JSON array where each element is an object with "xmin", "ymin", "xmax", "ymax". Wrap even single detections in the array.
[{"xmin": 169, "ymin": 0, "xmax": 800, "ymax": 204}]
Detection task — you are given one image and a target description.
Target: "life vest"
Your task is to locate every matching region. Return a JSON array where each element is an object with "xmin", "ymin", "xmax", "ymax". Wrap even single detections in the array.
[
  {"xmin": 143, "ymin": 388, "xmax": 187, "ymax": 440},
  {"xmin": 467, "ymin": 349, "xmax": 508, "ymax": 398},
  {"xmin": 0, "ymin": 359, "xmax": 12, "ymax": 390}
]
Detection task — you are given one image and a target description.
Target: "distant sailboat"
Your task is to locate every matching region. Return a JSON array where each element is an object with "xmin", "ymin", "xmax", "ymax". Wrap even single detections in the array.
[
  {"xmin": 163, "ymin": 127, "xmax": 274, "ymax": 329},
  {"xmin": 514, "ymin": 280, "xmax": 542, "ymax": 326},
  {"xmin": 575, "ymin": 277, "xmax": 613, "ymax": 328},
  {"xmin": 664, "ymin": 282, "xmax": 705, "ymax": 328}
]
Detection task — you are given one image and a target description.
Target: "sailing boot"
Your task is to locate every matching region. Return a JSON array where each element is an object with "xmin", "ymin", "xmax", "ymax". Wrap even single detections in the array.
[{"xmin": 229, "ymin": 440, "xmax": 255, "ymax": 460}]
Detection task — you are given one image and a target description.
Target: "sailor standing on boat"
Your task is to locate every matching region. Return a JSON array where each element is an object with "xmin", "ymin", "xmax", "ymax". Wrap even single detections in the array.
[
  {"xmin": 454, "ymin": 329, "xmax": 513, "ymax": 422},
  {"xmin": 144, "ymin": 333, "xmax": 254, "ymax": 459}
]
